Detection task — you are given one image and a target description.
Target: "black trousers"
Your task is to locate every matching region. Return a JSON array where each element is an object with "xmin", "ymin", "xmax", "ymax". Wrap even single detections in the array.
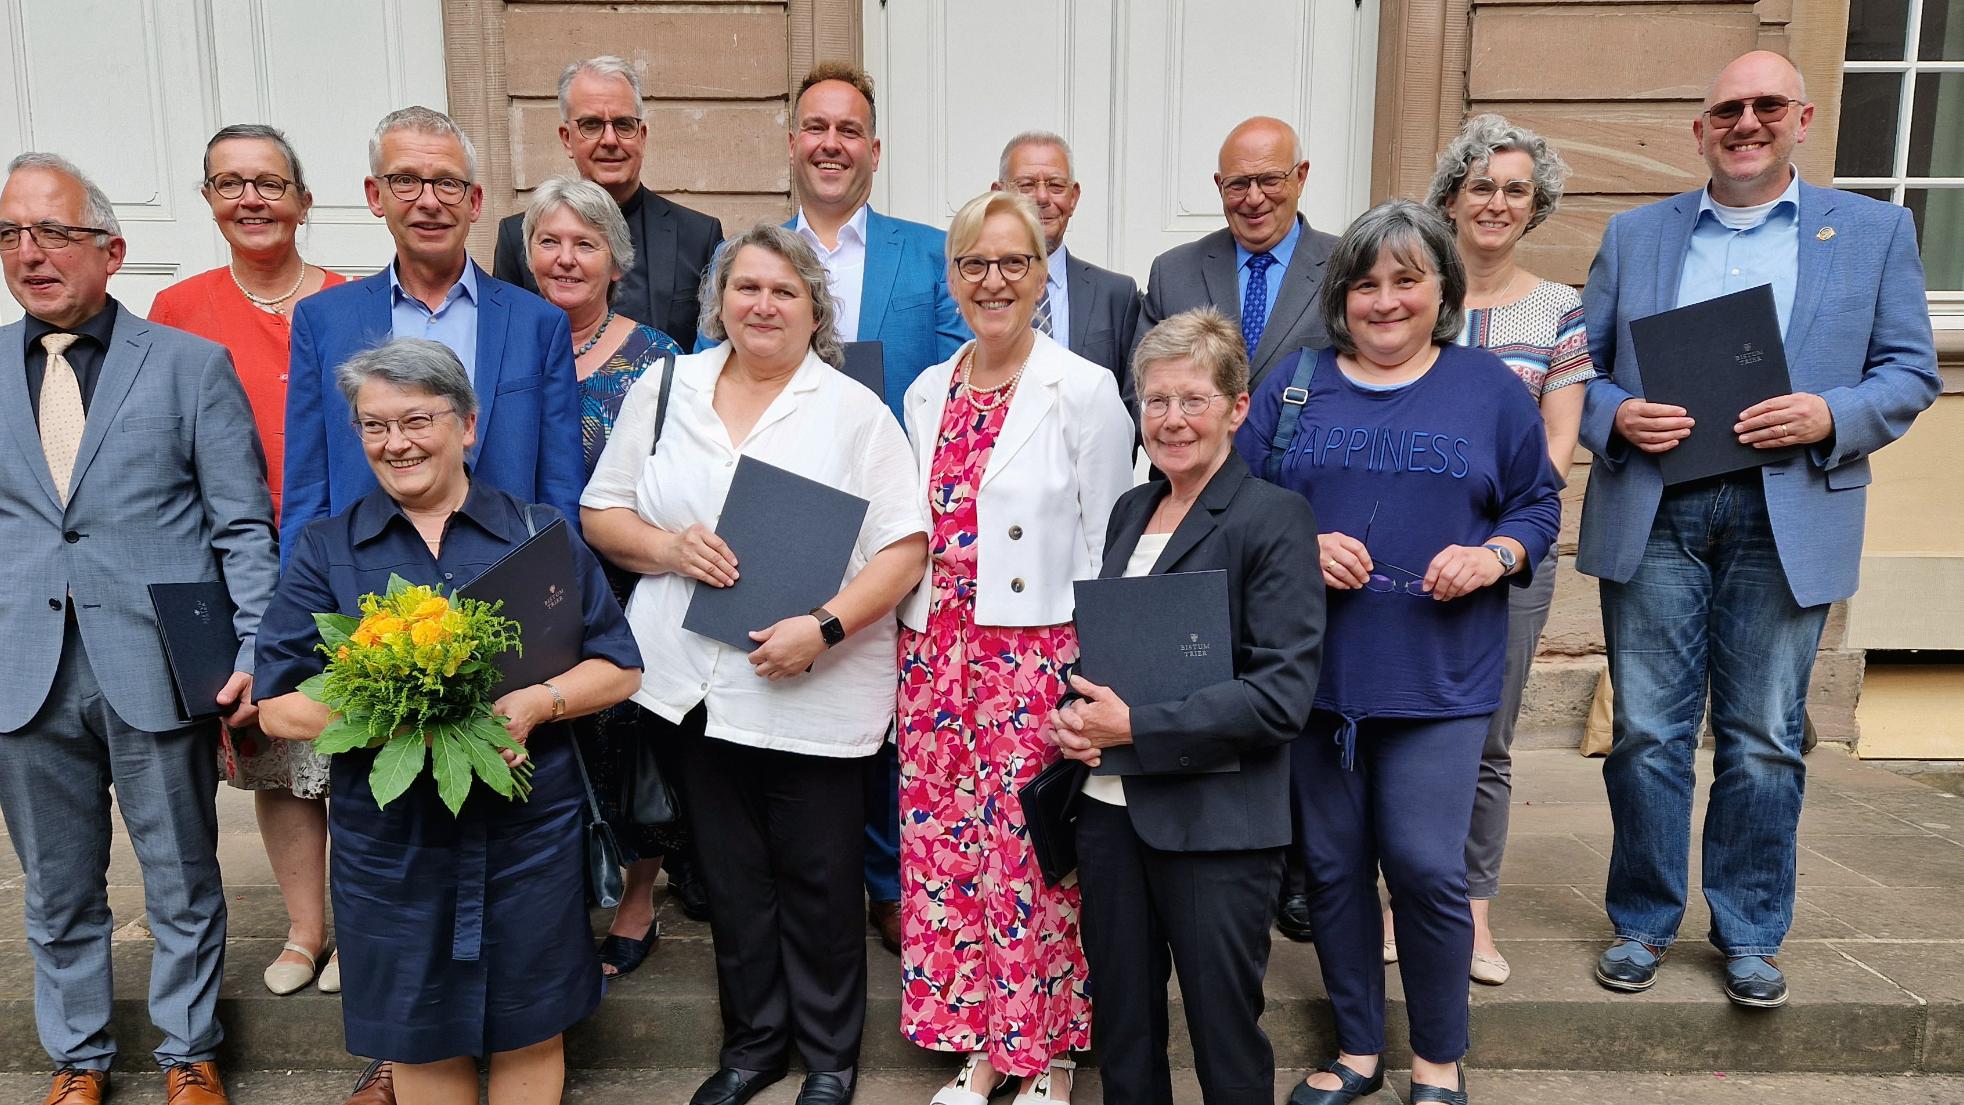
[
  {"xmin": 1076, "ymin": 799, "xmax": 1284, "ymax": 1105},
  {"xmin": 672, "ymin": 708, "xmax": 869, "ymax": 1072}
]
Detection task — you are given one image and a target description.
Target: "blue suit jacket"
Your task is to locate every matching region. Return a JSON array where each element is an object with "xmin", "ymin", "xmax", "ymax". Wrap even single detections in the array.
[
  {"xmin": 1576, "ymin": 183, "xmax": 1939, "ymax": 607},
  {"xmin": 280, "ymin": 261, "xmax": 583, "ymax": 560},
  {"xmin": 776, "ymin": 208, "xmax": 969, "ymax": 415}
]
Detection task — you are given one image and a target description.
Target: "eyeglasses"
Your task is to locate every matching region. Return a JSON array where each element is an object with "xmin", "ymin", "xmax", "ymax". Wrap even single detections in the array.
[
  {"xmin": 1462, "ymin": 177, "xmax": 1535, "ymax": 205},
  {"xmin": 573, "ymin": 115, "xmax": 642, "ymax": 141},
  {"xmin": 205, "ymin": 173, "xmax": 295, "ymax": 201},
  {"xmin": 352, "ymin": 408, "xmax": 457, "ymax": 440},
  {"xmin": 1219, "ymin": 171, "xmax": 1296, "ymax": 199},
  {"xmin": 1009, "ymin": 176, "xmax": 1072, "ymax": 197},
  {"xmin": 953, "ymin": 253, "xmax": 1038, "ymax": 282},
  {"xmin": 1141, "ymin": 393, "xmax": 1225, "ymax": 418},
  {"xmin": 1703, "ymin": 96, "xmax": 1803, "ymax": 127},
  {"xmin": 0, "ymin": 222, "xmax": 110, "ymax": 251},
  {"xmin": 379, "ymin": 173, "xmax": 472, "ymax": 205},
  {"xmin": 1360, "ymin": 501, "xmax": 1431, "ymax": 598}
]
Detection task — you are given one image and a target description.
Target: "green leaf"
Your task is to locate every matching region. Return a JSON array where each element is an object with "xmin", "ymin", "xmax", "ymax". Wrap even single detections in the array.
[
  {"xmin": 368, "ymin": 728, "xmax": 427, "ymax": 809},
  {"xmin": 297, "ymin": 673, "xmax": 329, "ymax": 701},
  {"xmin": 459, "ymin": 726, "xmax": 516, "ymax": 799},
  {"xmin": 385, "ymin": 574, "xmax": 415, "ymax": 600},
  {"xmin": 312, "ymin": 612, "xmax": 360, "ymax": 649},
  {"xmin": 431, "ymin": 725, "xmax": 472, "ymax": 815},
  {"xmin": 314, "ymin": 713, "xmax": 376, "ymax": 755}
]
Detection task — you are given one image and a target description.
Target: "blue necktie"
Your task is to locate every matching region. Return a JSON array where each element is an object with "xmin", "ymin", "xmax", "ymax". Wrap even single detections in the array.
[{"xmin": 1241, "ymin": 252, "xmax": 1276, "ymax": 356}]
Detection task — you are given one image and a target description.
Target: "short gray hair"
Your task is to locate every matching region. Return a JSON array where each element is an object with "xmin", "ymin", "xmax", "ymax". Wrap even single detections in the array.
[
  {"xmin": 335, "ymin": 337, "xmax": 480, "ymax": 419},
  {"xmin": 368, "ymin": 106, "xmax": 479, "ymax": 183},
  {"xmin": 998, "ymin": 130, "xmax": 1074, "ymax": 182},
  {"xmin": 202, "ymin": 124, "xmax": 309, "ymax": 196},
  {"xmin": 5, "ymin": 152, "xmax": 121, "ymax": 239},
  {"xmin": 1320, "ymin": 199, "xmax": 1466, "ymax": 356},
  {"xmin": 1425, "ymin": 113, "xmax": 1569, "ymax": 232},
  {"xmin": 558, "ymin": 56, "xmax": 644, "ymax": 119},
  {"xmin": 522, "ymin": 177, "xmax": 635, "ymax": 286},
  {"xmin": 1131, "ymin": 307, "xmax": 1250, "ymax": 401},
  {"xmin": 698, "ymin": 223, "xmax": 845, "ymax": 369}
]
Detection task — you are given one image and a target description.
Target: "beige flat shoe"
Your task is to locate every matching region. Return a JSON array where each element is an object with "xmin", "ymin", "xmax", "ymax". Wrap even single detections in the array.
[
  {"xmin": 1383, "ymin": 935, "xmax": 1398, "ymax": 964},
  {"xmin": 263, "ymin": 942, "xmax": 319, "ymax": 995},
  {"xmin": 316, "ymin": 949, "xmax": 342, "ymax": 993},
  {"xmin": 1471, "ymin": 949, "xmax": 1511, "ymax": 985}
]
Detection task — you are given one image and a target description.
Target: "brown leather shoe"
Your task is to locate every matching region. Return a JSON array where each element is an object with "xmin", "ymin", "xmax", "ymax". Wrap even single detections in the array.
[
  {"xmin": 164, "ymin": 1060, "xmax": 227, "ymax": 1105},
  {"xmin": 345, "ymin": 1059, "xmax": 395, "ymax": 1105},
  {"xmin": 868, "ymin": 899, "xmax": 902, "ymax": 955},
  {"xmin": 43, "ymin": 1069, "xmax": 107, "ymax": 1105}
]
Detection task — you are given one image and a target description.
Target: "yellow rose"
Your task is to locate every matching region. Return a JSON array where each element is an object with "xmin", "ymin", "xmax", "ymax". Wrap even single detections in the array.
[
  {"xmin": 367, "ymin": 615, "xmax": 407, "ymax": 641},
  {"xmin": 412, "ymin": 596, "xmax": 450, "ymax": 621},
  {"xmin": 410, "ymin": 619, "xmax": 448, "ymax": 646}
]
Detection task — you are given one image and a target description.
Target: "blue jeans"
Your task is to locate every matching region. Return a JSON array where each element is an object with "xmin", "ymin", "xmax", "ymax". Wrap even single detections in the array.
[{"xmin": 1599, "ymin": 477, "xmax": 1828, "ymax": 957}]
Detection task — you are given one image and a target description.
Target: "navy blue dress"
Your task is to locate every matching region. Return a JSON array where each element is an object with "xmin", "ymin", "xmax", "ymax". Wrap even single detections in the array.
[{"xmin": 256, "ymin": 482, "xmax": 642, "ymax": 1062}]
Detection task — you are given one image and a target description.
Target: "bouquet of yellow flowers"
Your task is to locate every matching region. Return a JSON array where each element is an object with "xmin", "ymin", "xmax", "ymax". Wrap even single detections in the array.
[{"xmin": 298, "ymin": 574, "xmax": 530, "ymax": 815}]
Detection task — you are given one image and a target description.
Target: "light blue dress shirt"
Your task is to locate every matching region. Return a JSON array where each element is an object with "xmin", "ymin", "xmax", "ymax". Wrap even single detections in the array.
[
  {"xmin": 1675, "ymin": 171, "xmax": 1802, "ymax": 337},
  {"xmin": 389, "ymin": 261, "xmax": 480, "ymax": 385},
  {"xmin": 1234, "ymin": 215, "xmax": 1304, "ymax": 317},
  {"xmin": 1044, "ymin": 242, "xmax": 1073, "ymax": 347}
]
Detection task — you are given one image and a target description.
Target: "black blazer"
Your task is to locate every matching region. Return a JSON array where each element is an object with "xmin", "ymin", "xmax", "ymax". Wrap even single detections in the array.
[
  {"xmin": 1096, "ymin": 450, "xmax": 1324, "ymax": 852},
  {"xmin": 494, "ymin": 185, "xmax": 724, "ymax": 352},
  {"xmin": 1062, "ymin": 251, "xmax": 1144, "ymax": 387}
]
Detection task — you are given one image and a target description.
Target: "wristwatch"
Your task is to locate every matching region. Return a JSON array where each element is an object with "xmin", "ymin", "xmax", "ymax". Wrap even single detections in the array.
[
  {"xmin": 1483, "ymin": 543, "xmax": 1518, "ymax": 574},
  {"xmin": 809, "ymin": 606, "xmax": 846, "ymax": 648}
]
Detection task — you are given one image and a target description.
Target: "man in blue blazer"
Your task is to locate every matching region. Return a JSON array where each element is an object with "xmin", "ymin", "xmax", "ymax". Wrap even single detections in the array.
[
  {"xmin": 284, "ymin": 107, "xmax": 581, "ymax": 558},
  {"xmin": 1577, "ymin": 51, "xmax": 1938, "ymax": 1008},
  {"xmin": 781, "ymin": 62, "xmax": 967, "ymax": 957}
]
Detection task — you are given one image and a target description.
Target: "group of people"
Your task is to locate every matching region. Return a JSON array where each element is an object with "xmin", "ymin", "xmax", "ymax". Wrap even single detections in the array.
[{"xmin": 0, "ymin": 40, "xmax": 1938, "ymax": 1105}]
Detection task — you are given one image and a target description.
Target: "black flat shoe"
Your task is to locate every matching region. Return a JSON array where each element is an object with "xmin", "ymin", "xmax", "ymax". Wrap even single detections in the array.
[
  {"xmin": 1276, "ymin": 893, "xmax": 1315, "ymax": 943},
  {"xmin": 793, "ymin": 1071, "xmax": 856, "ymax": 1105},
  {"xmin": 668, "ymin": 857, "xmax": 713, "ymax": 922},
  {"xmin": 598, "ymin": 926, "xmax": 658, "ymax": 978},
  {"xmin": 688, "ymin": 1066, "xmax": 786, "ymax": 1105},
  {"xmin": 1286, "ymin": 1059, "xmax": 1384, "ymax": 1104},
  {"xmin": 1409, "ymin": 1061, "xmax": 1468, "ymax": 1105}
]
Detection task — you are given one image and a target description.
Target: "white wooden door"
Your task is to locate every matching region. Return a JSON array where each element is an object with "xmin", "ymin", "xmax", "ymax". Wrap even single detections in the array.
[
  {"xmin": 865, "ymin": 0, "xmax": 1379, "ymax": 281},
  {"xmin": 0, "ymin": 0, "xmax": 448, "ymax": 323}
]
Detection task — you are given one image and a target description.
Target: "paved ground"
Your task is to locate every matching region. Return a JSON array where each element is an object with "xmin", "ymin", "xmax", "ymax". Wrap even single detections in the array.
[{"xmin": 3, "ymin": 745, "xmax": 1963, "ymax": 1096}]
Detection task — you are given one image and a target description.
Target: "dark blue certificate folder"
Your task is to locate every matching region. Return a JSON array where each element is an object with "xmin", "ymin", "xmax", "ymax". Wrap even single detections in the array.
[
  {"xmin": 1073, "ymin": 569, "xmax": 1237, "ymax": 776},
  {"xmin": 683, "ymin": 456, "xmax": 870, "ymax": 652},
  {"xmin": 1629, "ymin": 283, "xmax": 1798, "ymax": 485},
  {"xmin": 147, "ymin": 581, "xmax": 239, "ymax": 722},
  {"xmin": 459, "ymin": 517, "xmax": 582, "ymax": 699}
]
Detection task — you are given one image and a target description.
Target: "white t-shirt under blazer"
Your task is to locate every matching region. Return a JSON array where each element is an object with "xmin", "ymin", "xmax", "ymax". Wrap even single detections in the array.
[{"xmin": 581, "ymin": 343, "xmax": 927, "ymax": 757}]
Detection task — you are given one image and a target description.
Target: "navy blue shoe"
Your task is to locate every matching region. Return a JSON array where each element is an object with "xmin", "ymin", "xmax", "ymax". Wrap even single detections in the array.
[
  {"xmin": 1286, "ymin": 1059, "xmax": 1384, "ymax": 1105},
  {"xmin": 1409, "ymin": 1062, "xmax": 1468, "ymax": 1105},
  {"xmin": 1594, "ymin": 939, "xmax": 1664, "ymax": 992},
  {"xmin": 1724, "ymin": 955, "xmax": 1789, "ymax": 1008}
]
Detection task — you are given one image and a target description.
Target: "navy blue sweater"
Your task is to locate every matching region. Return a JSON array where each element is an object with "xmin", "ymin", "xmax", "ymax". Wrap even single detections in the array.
[{"xmin": 1234, "ymin": 343, "xmax": 1561, "ymax": 724}]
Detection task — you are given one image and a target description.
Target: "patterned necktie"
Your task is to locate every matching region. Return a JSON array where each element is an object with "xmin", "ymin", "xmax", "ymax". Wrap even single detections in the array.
[
  {"xmin": 1033, "ymin": 287, "xmax": 1054, "ymax": 337},
  {"xmin": 1241, "ymin": 252, "xmax": 1277, "ymax": 356},
  {"xmin": 38, "ymin": 332, "xmax": 85, "ymax": 506}
]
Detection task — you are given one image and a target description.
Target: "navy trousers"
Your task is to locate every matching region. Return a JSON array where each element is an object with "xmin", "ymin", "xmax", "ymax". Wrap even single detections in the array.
[{"xmin": 1293, "ymin": 710, "xmax": 1485, "ymax": 1063}]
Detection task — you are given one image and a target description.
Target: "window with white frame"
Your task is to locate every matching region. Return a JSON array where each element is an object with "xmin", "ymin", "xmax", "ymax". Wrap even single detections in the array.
[{"xmin": 1837, "ymin": 0, "xmax": 1963, "ymax": 299}]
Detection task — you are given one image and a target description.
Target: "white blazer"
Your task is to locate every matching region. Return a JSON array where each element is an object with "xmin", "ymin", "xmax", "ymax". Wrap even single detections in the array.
[{"xmin": 899, "ymin": 332, "xmax": 1137, "ymax": 630}]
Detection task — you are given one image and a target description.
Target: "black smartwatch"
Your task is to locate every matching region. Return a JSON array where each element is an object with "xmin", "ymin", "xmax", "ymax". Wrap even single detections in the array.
[{"xmin": 809, "ymin": 606, "xmax": 846, "ymax": 648}]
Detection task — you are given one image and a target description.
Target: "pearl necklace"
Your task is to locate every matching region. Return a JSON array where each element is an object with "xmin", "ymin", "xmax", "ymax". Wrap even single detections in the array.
[
  {"xmin": 574, "ymin": 310, "xmax": 617, "ymax": 358},
  {"xmin": 960, "ymin": 345, "xmax": 1029, "ymax": 411},
  {"xmin": 230, "ymin": 261, "xmax": 308, "ymax": 315}
]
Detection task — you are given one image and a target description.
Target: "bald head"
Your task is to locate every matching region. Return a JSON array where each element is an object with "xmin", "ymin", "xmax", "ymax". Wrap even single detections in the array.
[
  {"xmin": 1696, "ymin": 49, "xmax": 1813, "ymax": 206},
  {"xmin": 1214, "ymin": 116, "xmax": 1309, "ymax": 253},
  {"xmin": 1705, "ymin": 49, "xmax": 1806, "ymax": 106},
  {"xmin": 1218, "ymin": 117, "xmax": 1302, "ymax": 173}
]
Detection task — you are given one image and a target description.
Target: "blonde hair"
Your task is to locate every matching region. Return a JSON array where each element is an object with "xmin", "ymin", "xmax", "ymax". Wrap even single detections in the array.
[{"xmin": 945, "ymin": 191, "xmax": 1048, "ymax": 287}]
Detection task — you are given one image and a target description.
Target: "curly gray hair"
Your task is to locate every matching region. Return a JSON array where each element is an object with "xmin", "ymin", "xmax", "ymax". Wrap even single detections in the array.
[
  {"xmin": 1425, "ymin": 113, "xmax": 1569, "ymax": 233},
  {"xmin": 697, "ymin": 223, "xmax": 845, "ymax": 369}
]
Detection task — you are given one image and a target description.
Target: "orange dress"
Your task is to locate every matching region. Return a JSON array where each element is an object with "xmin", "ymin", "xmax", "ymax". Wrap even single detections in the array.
[{"xmin": 149, "ymin": 265, "xmax": 348, "ymax": 518}]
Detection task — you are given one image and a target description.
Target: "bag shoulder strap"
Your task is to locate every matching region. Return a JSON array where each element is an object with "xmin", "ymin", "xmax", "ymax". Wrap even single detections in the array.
[
  {"xmin": 1263, "ymin": 347, "xmax": 1320, "ymax": 482},
  {"xmin": 648, "ymin": 350, "xmax": 677, "ymax": 457},
  {"xmin": 568, "ymin": 730, "xmax": 605, "ymax": 821}
]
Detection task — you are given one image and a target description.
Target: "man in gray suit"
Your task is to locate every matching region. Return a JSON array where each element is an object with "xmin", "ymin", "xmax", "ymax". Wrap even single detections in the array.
[
  {"xmin": 991, "ymin": 130, "xmax": 1142, "ymax": 384},
  {"xmin": 1141, "ymin": 116, "xmax": 1338, "ymax": 397},
  {"xmin": 0, "ymin": 152, "xmax": 277, "ymax": 1105}
]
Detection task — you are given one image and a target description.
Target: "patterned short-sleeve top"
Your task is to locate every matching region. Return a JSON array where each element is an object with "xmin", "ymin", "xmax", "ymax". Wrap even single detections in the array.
[{"xmin": 1455, "ymin": 278, "xmax": 1595, "ymax": 402}]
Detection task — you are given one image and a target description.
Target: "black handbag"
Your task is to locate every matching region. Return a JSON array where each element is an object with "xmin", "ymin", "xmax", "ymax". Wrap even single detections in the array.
[
  {"xmin": 619, "ymin": 351, "xmax": 682, "ymax": 830},
  {"xmin": 1021, "ymin": 756, "xmax": 1089, "ymax": 888},
  {"xmin": 571, "ymin": 736, "xmax": 625, "ymax": 909}
]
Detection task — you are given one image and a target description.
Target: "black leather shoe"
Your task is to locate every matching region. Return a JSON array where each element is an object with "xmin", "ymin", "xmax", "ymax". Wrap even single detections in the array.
[
  {"xmin": 1594, "ymin": 939, "xmax": 1664, "ymax": 992},
  {"xmin": 1724, "ymin": 955, "xmax": 1789, "ymax": 1009},
  {"xmin": 793, "ymin": 1071, "xmax": 855, "ymax": 1105},
  {"xmin": 1287, "ymin": 1059, "xmax": 1384, "ymax": 1105},
  {"xmin": 1276, "ymin": 893, "xmax": 1314, "ymax": 943},
  {"xmin": 1409, "ymin": 1061, "xmax": 1468, "ymax": 1105},
  {"xmin": 688, "ymin": 1067, "xmax": 786, "ymax": 1105},
  {"xmin": 668, "ymin": 859, "xmax": 712, "ymax": 923}
]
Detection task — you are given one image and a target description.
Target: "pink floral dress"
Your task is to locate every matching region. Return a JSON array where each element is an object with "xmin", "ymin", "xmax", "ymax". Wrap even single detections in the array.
[{"xmin": 896, "ymin": 373, "xmax": 1093, "ymax": 1075}]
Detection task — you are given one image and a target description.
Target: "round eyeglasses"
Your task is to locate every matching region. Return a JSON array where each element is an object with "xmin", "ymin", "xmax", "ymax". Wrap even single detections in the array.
[
  {"xmin": 205, "ymin": 173, "xmax": 294, "ymax": 201},
  {"xmin": 380, "ymin": 173, "xmax": 472, "ymax": 205},
  {"xmin": 953, "ymin": 254, "xmax": 1038, "ymax": 283}
]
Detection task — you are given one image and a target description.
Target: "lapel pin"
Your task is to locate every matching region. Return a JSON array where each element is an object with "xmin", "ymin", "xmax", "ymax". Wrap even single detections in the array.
[{"xmin": 1817, "ymin": 227, "xmax": 1836, "ymax": 241}]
